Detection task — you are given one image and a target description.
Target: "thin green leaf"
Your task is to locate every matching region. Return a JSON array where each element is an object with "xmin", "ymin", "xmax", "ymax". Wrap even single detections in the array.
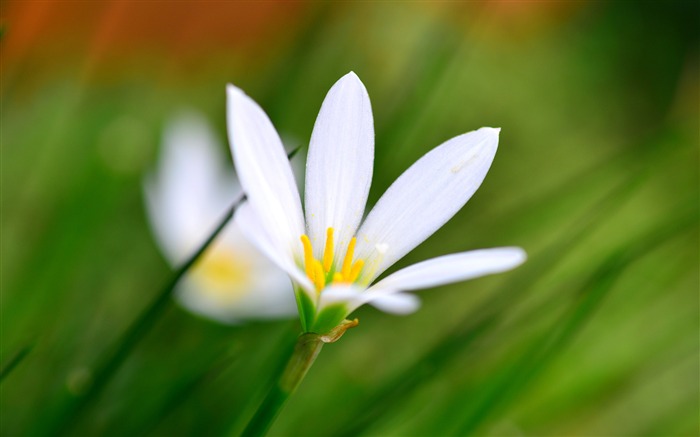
[{"xmin": 0, "ymin": 344, "xmax": 33, "ymax": 383}]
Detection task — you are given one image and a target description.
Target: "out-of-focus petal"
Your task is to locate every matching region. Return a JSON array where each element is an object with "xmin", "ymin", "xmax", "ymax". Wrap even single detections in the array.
[
  {"xmin": 174, "ymin": 228, "xmax": 298, "ymax": 324},
  {"xmin": 144, "ymin": 111, "xmax": 238, "ymax": 264}
]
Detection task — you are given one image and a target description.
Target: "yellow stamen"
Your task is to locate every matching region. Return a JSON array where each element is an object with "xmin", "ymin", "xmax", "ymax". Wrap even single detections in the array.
[
  {"xmin": 322, "ymin": 228, "xmax": 334, "ymax": 272},
  {"xmin": 341, "ymin": 237, "xmax": 356, "ymax": 278},
  {"xmin": 312, "ymin": 260, "xmax": 325, "ymax": 292},
  {"xmin": 349, "ymin": 259, "xmax": 364, "ymax": 282},
  {"xmin": 301, "ymin": 235, "xmax": 315, "ymax": 280},
  {"xmin": 300, "ymin": 232, "xmax": 366, "ymax": 292}
]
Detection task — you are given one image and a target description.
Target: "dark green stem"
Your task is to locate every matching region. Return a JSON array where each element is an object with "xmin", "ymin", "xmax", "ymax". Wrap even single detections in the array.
[
  {"xmin": 240, "ymin": 333, "xmax": 324, "ymax": 437},
  {"xmin": 0, "ymin": 344, "xmax": 33, "ymax": 383}
]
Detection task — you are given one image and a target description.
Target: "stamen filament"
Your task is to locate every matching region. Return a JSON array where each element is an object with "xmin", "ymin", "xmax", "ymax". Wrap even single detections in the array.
[
  {"xmin": 322, "ymin": 228, "xmax": 334, "ymax": 272},
  {"xmin": 349, "ymin": 259, "xmax": 364, "ymax": 282},
  {"xmin": 312, "ymin": 260, "xmax": 325, "ymax": 292},
  {"xmin": 301, "ymin": 235, "xmax": 315, "ymax": 280},
  {"xmin": 341, "ymin": 237, "xmax": 356, "ymax": 278},
  {"xmin": 301, "ymin": 232, "xmax": 365, "ymax": 291}
]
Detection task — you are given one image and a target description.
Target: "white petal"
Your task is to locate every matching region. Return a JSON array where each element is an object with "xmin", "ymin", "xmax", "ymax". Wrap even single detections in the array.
[
  {"xmin": 368, "ymin": 293, "xmax": 421, "ymax": 315},
  {"xmin": 227, "ymin": 85, "xmax": 305, "ymax": 263},
  {"xmin": 304, "ymin": 72, "xmax": 374, "ymax": 262},
  {"xmin": 318, "ymin": 284, "xmax": 364, "ymax": 311},
  {"xmin": 144, "ymin": 111, "xmax": 238, "ymax": 265},
  {"xmin": 235, "ymin": 202, "xmax": 315, "ymax": 297},
  {"xmin": 345, "ymin": 247, "xmax": 525, "ymax": 316},
  {"xmin": 355, "ymin": 127, "xmax": 501, "ymax": 280},
  {"xmin": 319, "ymin": 287, "xmax": 421, "ymax": 316},
  {"xmin": 371, "ymin": 247, "xmax": 526, "ymax": 292}
]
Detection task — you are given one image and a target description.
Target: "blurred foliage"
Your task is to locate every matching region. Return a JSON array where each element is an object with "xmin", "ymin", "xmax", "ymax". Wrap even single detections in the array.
[{"xmin": 1, "ymin": 1, "xmax": 698, "ymax": 436}]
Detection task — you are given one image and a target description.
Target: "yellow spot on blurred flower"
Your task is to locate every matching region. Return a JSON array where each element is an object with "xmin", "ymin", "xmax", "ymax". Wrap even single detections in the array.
[{"xmin": 192, "ymin": 247, "xmax": 252, "ymax": 304}]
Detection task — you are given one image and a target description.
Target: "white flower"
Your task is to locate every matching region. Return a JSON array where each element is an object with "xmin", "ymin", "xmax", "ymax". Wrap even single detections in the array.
[
  {"xmin": 227, "ymin": 72, "xmax": 526, "ymax": 333},
  {"xmin": 144, "ymin": 111, "xmax": 297, "ymax": 324}
]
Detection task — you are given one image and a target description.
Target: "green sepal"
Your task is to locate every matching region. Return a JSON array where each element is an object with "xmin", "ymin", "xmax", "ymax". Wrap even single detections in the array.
[
  {"xmin": 310, "ymin": 303, "xmax": 349, "ymax": 335},
  {"xmin": 294, "ymin": 287, "xmax": 316, "ymax": 332}
]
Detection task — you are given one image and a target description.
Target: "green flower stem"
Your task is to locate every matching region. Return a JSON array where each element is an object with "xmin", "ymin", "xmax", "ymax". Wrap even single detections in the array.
[
  {"xmin": 239, "ymin": 319, "xmax": 357, "ymax": 437},
  {"xmin": 241, "ymin": 333, "xmax": 324, "ymax": 437}
]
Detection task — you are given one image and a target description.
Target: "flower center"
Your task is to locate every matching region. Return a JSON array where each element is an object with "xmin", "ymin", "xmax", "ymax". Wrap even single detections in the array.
[
  {"xmin": 300, "ymin": 228, "xmax": 365, "ymax": 292},
  {"xmin": 192, "ymin": 247, "xmax": 252, "ymax": 303}
]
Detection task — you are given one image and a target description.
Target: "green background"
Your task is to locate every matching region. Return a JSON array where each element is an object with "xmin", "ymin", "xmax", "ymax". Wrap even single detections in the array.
[{"xmin": 2, "ymin": 1, "xmax": 698, "ymax": 436}]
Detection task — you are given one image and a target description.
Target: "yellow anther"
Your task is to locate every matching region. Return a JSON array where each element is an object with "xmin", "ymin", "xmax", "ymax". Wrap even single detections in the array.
[
  {"xmin": 301, "ymin": 232, "xmax": 365, "ymax": 292},
  {"xmin": 349, "ymin": 259, "xmax": 364, "ymax": 282},
  {"xmin": 341, "ymin": 237, "xmax": 356, "ymax": 278},
  {"xmin": 322, "ymin": 228, "xmax": 334, "ymax": 272},
  {"xmin": 301, "ymin": 235, "xmax": 315, "ymax": 280},
  {"xmin": 312, "ymin": 259, "xmax": 325, "ymax": 292}
]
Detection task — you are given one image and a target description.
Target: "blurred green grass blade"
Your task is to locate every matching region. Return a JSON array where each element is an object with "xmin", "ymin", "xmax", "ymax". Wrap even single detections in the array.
[
  {"xmin": 375, "ymin": 13, "xmax": 462, "ymax": 152},
  {"xmin": 333, "ymin": 317, "xmax": 497, "ymax": 437},
  {"xmin": 45, "ymin": 146, "xmax": 302, "ymax": 435},
  {"xmin": 470, "ymin": 130, "xmax": 667, "ymax": 245},
  {"xmin": 46, "ymin": 143, "xmax": 301, "ymax": 434},
  {"xmin": 0, "ymin": 344, "xmax": 33, "ymax": 383},
  {"xmin": 223, "ymin": 323, "xmax": 299, "ymax": 436},
  {"xmin": 454, "ymin": 255, "xmax": 627, "ymax": 435},
  {"xmin": 452, "ymin": 212, "xmax": 697, "ymax": 435},
  {"xmin": 45, "ymin": 195, "xmax": 244, "ymax": 435},
  {"xmin": 285, "ymin": 144, "xmax": 304, "ymax": 161},
  {"xmin": 332, "ymin": 172, "xmax": 645, "ymax": 437},
  {"xmin": 643, "ymin": 396, "xmax": 700, "ymax": 436},
  {"xmin": 259, "ymin": 2, "xmax": 332, "ymax": 123},
  {"xmin": 135, "ymin": 354, "xmax": 237, "ymax": 437}
]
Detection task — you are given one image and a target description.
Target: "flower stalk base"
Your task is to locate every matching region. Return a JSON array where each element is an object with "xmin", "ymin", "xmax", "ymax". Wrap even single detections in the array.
[{"xmin": 240, "ymin": 320, "xmax": 357, "ymax": 437}]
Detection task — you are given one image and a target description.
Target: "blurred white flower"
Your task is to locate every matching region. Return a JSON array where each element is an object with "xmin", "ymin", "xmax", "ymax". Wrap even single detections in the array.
[
  {"xmin": 144, "ymin": 112, "xmax": 297, "ymax": 324},
  {"xmin": 227, "ymin": 72, "xmax": 526, "ymax": 333}
]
